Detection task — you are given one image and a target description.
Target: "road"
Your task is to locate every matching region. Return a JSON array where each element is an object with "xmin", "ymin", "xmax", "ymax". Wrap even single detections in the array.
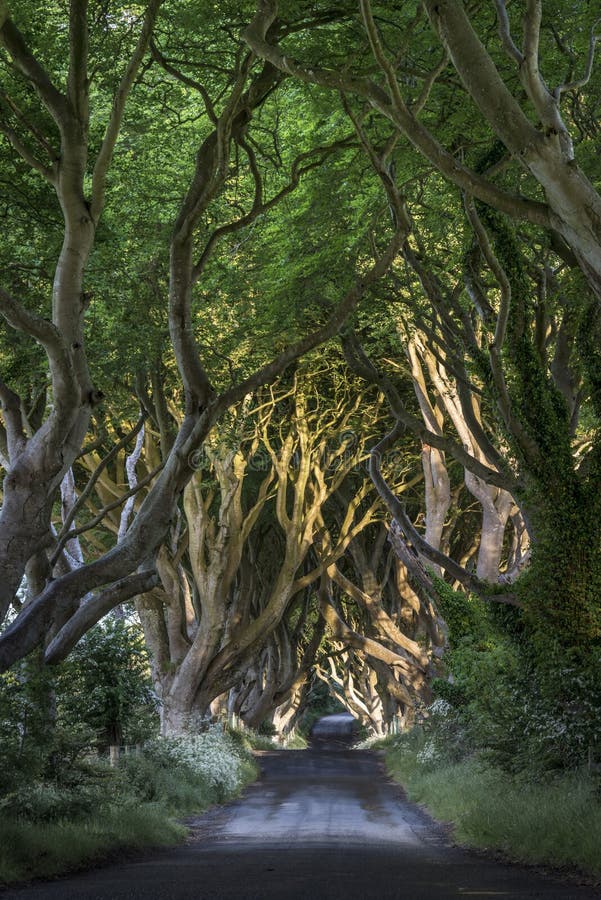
[{"xmin": 3, "ymin": 718, "xmax": 599, "ymax": 899}]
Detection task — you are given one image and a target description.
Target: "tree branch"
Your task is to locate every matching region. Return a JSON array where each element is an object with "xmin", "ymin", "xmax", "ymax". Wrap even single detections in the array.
[
  {"xmin": 49, "ymin": 416, "xmax": 148, "ymax": 570},
  {"xmin": 67, "ymin": 0, "xmax": 89, "ymax": 123},
  {"xmin": 0, "ymin": 285, "xmax": 65, "ymax": 352},
  {"xmin": 342, "ymin": 332, "xmax": 519, "ymax": 492},
  {"xmin": 243, "ymin": 1, "xmax": 551, "ymax": 228},
  {"xmin": 44, "ymin": 569, "xmax": 160, "ymax": 663},
  {"xmin": 0, "ymin": 121, "xmax": 55, "ymax": 181},
  {"xmin": 52, "ymin": 462, "xmax": 164, "ymax": 560},
  {"xmin": 554, "ymin": 19, "xmax": 600, "ymax": 97},
  {"xmin": 90, "ymin": 0, "xmax": 164, "ymax": 221},
  {"xmin": 150, "ymin": 40, "xmax": 217, "ymax": 123},
  {"xmin": 191, "ymin": 136, "xmax": 354, "ymax": 284},
  {"xmin": 218, "ymin": 220, "xmax": 408, "ymax": 411},
  {"xmin": 0, "ymin": 377, "xmax": 26, "ymax": 458},
  {"xmin": 370, "ymin": 422, "xmax": 520, "ymax": 606},
  {"xmin": 494, "ymin": 0, "xmax": 524, "ymax": 65},
  {"xmin": 0, "ymin": 17, "xmax": 68, "ymax": 130}
]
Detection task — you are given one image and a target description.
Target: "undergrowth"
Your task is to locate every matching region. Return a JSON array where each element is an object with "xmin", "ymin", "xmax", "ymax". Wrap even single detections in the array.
[
  {"xmin": 379, "ymin": 728, "xmax": 601, "ymax": 875},
  {"xmin": 0, "ymin": 725, "xmax": 257, "ymax": 885}
]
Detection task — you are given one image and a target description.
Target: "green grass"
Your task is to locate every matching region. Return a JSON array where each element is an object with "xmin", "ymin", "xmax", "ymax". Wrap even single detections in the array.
[
  {"xmin": 0, "ymin": 742, "xmax": 259, "ymax": 886},
  {"xmin": 226, "ymin": 727, "xmax": 279, "ymax": 751},
  {"xmin": 384, "ymin": 741, "xmax": 601, "ymax": 875},
  {"xmin": 284, "ymin": 731, "xmax": 308, "ymax": 749},
  {"xmin": 226, "ymin": 724, "xmax": 308, "ymax": 750},
  {"xmin": 0, "ymin": 804, "xmax": 185, "ymax": 883}
]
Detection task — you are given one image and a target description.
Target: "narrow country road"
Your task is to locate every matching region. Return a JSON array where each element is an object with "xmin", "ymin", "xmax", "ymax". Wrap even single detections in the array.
[{"xmin": 2, "ymin": 720, "xmax": 599, "ymax": 899}]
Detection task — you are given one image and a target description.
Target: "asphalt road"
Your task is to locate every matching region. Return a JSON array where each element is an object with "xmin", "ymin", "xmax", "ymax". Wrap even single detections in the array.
[{"xmin": 3, "ymin": 722, "xmax": 600, "ymax": 899}]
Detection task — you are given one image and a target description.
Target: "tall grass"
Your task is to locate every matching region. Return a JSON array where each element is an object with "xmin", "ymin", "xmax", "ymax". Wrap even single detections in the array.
[
  {"xmin": 0, "ymin": 727, "xmax": 258, "ymax": 885},
  {"xmin": 385, "ymin": 742, "xmax": 601, "ymax": 874},
  {"xmin": 0, "ymin": 806, "xmax": 184, "ymax": 883}
]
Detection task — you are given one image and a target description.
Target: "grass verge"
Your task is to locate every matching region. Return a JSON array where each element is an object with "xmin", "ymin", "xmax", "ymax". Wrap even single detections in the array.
[
  {"xmin": 0, "ymin": 804, "xmax": 185, "ymax": 884},
  {"xmin": 0, "ymin": 731, "xmax": 258, "ymax": 885},
  {"xmin": 284, "ymin": 731, "xmax": 308, "ymax": 749},
  {"xmin": 383, "ymin": 739, "xmax": 601, "ymax": 876}
]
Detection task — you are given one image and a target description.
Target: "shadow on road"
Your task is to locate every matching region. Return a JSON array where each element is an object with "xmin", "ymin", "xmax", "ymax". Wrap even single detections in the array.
[{"xmin": 3, "ymin": 717, "xmax": 600, "ymax": 899}]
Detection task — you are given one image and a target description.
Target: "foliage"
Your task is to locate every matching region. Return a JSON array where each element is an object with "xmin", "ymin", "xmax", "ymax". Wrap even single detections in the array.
[
  {"xmin": 423, "ymin": 635, "xmax": 601, "ymax": 777},
  {"xmin": 57, "ymin": 619, "xmax": 158, "ymax": 749},
  {"xmin": 0, "ymin": 622, "xmax": 256, "ymax": 883},
  {"xmin": 0, "ymin": 725, "xmax": 257, "ymax": 885},
  {"xmin": 127, "ymin": 726, "xmax": 257, "ymax": 801},
  {"xmin": 284, "ymin": 731, "xmax": 309, "ymax": 750},
  {"xmin": 227, "ymin": 726, "xmax": 278, "ymax": 752},
  {"xmin": 477, "ymin": 206, "xmax": 601, "ymax": 656},
  {"xmin": 430, "ymin": 578, "xmax": 489, "ymax": 648},
  {"xmin": 0, "ymin": 619, "xmax": 157, "ymax": 800},
  {"xmin": 384, "ymin": 735, "xmax": 601, "ymax": 877},
  {"xmin": 1, "ymin": 0, "xmax": 601, "ymax": 816}
]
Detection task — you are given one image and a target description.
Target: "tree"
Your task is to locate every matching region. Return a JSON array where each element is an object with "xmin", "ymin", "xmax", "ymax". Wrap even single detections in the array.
[
  {"xmin": 138, "ymin": 359, "xmax": 385, "ymax": 733},
  {"xmin": 0, "ymin": 0, "xmax": 164, "ymax": 623},
  {"xmin": 0, "ymin": 2, "xmax": 405, "ymax": 671},
  {"xmin": 58, "ymin": 618, "xmax": 156, "ymax": 750},
  {"xmin": 245, "ymin": 1, "xmax": 601, "ymax": 296}
]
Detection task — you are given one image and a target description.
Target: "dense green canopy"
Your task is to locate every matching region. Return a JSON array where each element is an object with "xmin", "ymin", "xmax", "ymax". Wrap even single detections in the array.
[{"xmin": 0, "ymin": 0, "xmax": 600, "ymax": 766}]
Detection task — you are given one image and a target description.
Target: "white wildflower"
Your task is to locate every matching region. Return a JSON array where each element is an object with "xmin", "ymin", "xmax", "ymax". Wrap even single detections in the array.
[
  {"xmin": 428, "ymin": 699, "xmax": 452, "ymax": 717},
  {"xmin": 417, "ymin": 740, "xmax": 439, "ymax": 763},
  {"xmin": 163, "ymin": 725, "xmax": 248, "ymax": 794}
]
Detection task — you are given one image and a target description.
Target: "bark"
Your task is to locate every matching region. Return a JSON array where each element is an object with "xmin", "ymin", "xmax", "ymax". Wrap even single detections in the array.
[
  {"xmin": 245, "ymin": 1, "xmax": 601, "ymax": 300},
  {"xmin": 406, "ymin": 339, "xmax": 450, "ymax": 571},
  {"xmin": 423, "ymin": 0, "xmax": 601, "ymax": 299},
  {"xmin": 416, "ymin": 338, "xmax": 515, "ymax": 583}
]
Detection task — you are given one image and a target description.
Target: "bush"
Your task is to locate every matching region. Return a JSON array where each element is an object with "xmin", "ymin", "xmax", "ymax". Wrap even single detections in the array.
[
  {"xmin": 170, "ymin": 726, "xmax": 256, "ymax": 796},
  {"xmin": 121, "ymin": 726, "xmax": 258, "ymax": 809},
  {"xmin": 226, "ymin": 726, "xmax": 278, "ymax": 751},
  {"xmin": 0, "ymin": 779, "xmax": 109, "ymax": 823},
  {"xmin": 284, "ymin": 731, "xmax": 308, "ymax": 749},
  {"xmin": 0, "ymin": 724, "xmax": 258, "ymax": 885},
  {"xmin": 434, "ymin": 639, "xmax": 601, "ymax": 774}
]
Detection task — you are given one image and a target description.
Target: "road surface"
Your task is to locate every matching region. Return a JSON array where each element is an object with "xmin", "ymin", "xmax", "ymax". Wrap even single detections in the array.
[{"xmin": 2, "ymin": 719, "xmax": 599, "ymax": 899}]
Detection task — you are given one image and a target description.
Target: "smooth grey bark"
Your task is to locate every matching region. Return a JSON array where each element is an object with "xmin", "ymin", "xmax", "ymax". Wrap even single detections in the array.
[
  {"xmin": 0, "ymin": 44, "xmax": 406, "ymax": 672},
  {"xmin": 406, "ymin": 339, "xmax": 450, "ymax": 573},
  {"xmin": 244, "ymin": 1, "xmax": 601, "ymax": 300},
  {"xmin": 414, "ymin": 337, "xmax": 516, "ymax": 584}
]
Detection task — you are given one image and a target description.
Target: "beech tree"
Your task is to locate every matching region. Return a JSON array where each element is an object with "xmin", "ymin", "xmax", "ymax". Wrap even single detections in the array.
[
  {"xmin": 315, "ymin": 512, "xmax": 444, "ymax": 733},
  {"xmin": 136, "ymin": 362, "xmax": 384, "ymax": 733},
  {"xmin": 0, "ymin": 2, "xmax": 405, "ymax": 671},
  {"xmin": 0, "ymin": 0, "xmax": 164, "ymax": 625},
  {"xmin": 227, "ymin": 583, "xmax": 326, "ymax": 733},
  {"xmin": 1, "ymin": 1, "xmax": 599, "ymax": 750},
  {"xmin": 340, "ymin": 184, "xmax": 601, "ymax": 671},
  {"xmin": 244, "ymin": 0, "xmax": 601, "ymax": 296}
]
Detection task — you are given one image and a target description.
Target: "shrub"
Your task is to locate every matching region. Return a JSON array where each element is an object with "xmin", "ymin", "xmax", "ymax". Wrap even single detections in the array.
[
  {"xmin": 121, "ymin": 726, "xmax": 258, "ymax": 809},
  {"xmin": 0, "ymin": 724, "xmax": 258, "ymax": 884}
]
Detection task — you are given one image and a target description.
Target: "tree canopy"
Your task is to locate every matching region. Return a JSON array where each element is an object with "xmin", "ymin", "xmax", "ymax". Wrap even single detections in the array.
[{"xmin": 1, "ymin": 0, "xmax": 600, "ymax": 756}]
